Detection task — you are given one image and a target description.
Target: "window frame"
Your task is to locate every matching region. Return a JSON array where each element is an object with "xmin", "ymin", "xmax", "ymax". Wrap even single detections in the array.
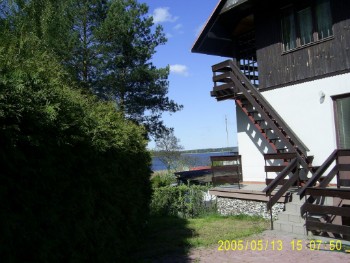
[
  {"xmin": 281, "ymin": 0, "xmax": 333, "ymax": 53},
  {"xmin": 332, "ymin": 93, "xmax": 350, "ymax": 150}
]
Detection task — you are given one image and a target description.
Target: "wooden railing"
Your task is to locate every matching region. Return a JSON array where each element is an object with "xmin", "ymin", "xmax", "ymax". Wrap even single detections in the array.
[
  {"xmin": 299, "ymin": 149, "xmax": 350, "ymax": 212},
  {"xmin": 298, "ymin": 149, "xmax": 350, "ymax": 239},
  {"xmin": 299, "ymin": 149, "xmax": 350, "ymax": 199},
  {"xmin": 263, "ymin": 155, "xmax": 299, "ymax": 210},
  {"xmin": 210, "ymin": 155, "xmax": 242, "ymax": 188},
  {"xmin": 303, "ymin": 188, "xmax": 350, "ymax": 238}
]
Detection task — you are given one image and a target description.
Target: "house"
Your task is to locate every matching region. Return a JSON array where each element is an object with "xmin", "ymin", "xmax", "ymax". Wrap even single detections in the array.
[{"xmin": 192, "ymin": 0, "xmax": 350, "ymax": 238}]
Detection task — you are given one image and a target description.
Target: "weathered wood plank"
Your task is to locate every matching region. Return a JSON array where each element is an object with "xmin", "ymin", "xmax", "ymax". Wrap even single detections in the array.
[
  {"xmin": 337, "ymin": 149, "xmax": 350, "ymax": 157},
  {"xmin": 212, "ymin": 60, "xmax": 231, "ymax": 72},
  {"xmin": 212, "ymin": 166, "xmax": 240, "ymax": 173},
  {"xmin": 264, "ymin": 152, "xmax": 297, "ymax": 160},
  {"xmin": 306, "ymin": 221, "xmax": 350, "ymax": 236},
  {"xmin": 210, "ymin": 155, "xmax": 241, "ymax": 162},
  {"xmin": 338, "ymin": 164, "xmax": 350, "ymax": 171},
  {"xmin": 265, "ymin": 166, "xmax": 287, "ymax": 172},
  {"xmin": 305, "ymin": 187, "xmax": 350, "ymax": 199},
  {"xmin": 212, "ymin": 175, "xmax": 240, "ymax": 182},
  {"xmin": 265, "ymin": 178, "xmax": 290, "ymax": 185},
  {"xmin": 304, "ymin": 204, "xmax": 350, "ymax": 217}
]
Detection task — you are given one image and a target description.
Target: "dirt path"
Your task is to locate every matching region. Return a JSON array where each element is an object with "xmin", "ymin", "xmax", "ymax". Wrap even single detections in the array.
[{"xmin": 156, "ymin": 230, "xmax": 350, "ymax": 263}]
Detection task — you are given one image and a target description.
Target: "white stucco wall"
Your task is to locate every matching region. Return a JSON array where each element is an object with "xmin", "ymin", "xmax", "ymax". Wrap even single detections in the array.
[{"xmin": 237, "ymin": 72, "xmax": 350, "ymax": 182}]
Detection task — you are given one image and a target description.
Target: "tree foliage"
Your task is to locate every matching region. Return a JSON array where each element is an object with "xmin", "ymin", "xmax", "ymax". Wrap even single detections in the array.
[
  {"xmin": 0, "ymin": 0, "xmax": 182, "ymax": 138},
  {"xmin": 0, "ymin": 18, "xmax": 151, "ymax": 262},
  {"xmin": 155, "ymin": 130, "xmax": 184, "ymax": 171}
]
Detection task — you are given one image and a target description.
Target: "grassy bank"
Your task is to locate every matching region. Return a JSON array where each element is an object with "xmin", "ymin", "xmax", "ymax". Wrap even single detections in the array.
[{"xmin": 133, "ymin": 214, "xmax": 269, "ymax": 261}]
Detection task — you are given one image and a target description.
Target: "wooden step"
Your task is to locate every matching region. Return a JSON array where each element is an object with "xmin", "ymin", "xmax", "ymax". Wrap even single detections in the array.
[
  {"xmin": 213, "ymin": 83, "xmax": 234, "ymax": 93},
  {"xmin": 254, "ymin": 119, "xmax": 265, "ymax": 124},
  {"xmin": 264, "ymin": 152, "xmax": 297, "ymax": 160},
  {"xmin": 277, "ymin": 148, "xmax": 289, "ymax": 153},
  {"xmin": 212, "ymin": 60, "xmax": 231, "ymax": 72},
  {"xmin": 247, "ymin": 110, "xmax": 258, "ymax": 116},
  {"xmin": 213, "ymin": 72, "xmax": 232, "ymax": 83},
  {"xmin": 261, "ymin": 128, "xmax": 273, "ymax": 133},
  {"xmin": 268, "ymin": 138, "xmax": 281, "ymax": 143},
  {"xmin": 216, "ymin": 94, "xmax": 236, "ymax": 101}
]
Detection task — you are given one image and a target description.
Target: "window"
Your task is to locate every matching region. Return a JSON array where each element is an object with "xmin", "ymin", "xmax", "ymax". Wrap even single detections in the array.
[
  {"xmin": 335, "ymin": 95, "xmax": 350, "ymax": 149},
  {"xmin": 281, "ymin": 0, "xmax": 333, "ymax": 52}
]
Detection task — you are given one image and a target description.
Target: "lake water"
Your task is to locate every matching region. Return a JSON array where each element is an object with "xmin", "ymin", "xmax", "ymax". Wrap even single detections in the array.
[{"xmin": 152, "ymin": 152, "xmax": 236, "ymax": 171}]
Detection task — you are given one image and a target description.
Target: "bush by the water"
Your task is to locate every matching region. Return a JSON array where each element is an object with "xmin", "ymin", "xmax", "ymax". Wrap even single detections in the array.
[
  {"xmin": 150, "ymin": 170, "xmax": 177, "ymax": 188},
  {"xmin": 0, "ymin": 35, "xmax": 151, "ymax": 262},
  {"xmin": 150, "ymin": 184, "xmax": 216, "ymax": 218}
]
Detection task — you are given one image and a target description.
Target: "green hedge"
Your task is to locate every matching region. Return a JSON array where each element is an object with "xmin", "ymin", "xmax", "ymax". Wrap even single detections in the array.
[
  {"xmin": 0, "ymin": 35, "xmax": 151, "ymax": 262},
  {"xmin": 150, "ymin": 185, "xmax": 216, "ymax": 218}
]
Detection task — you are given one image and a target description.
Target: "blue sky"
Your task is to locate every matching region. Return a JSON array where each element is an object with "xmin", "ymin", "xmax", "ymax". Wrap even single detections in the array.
[{"xmin": 143, "ymin": 0, "xmax": 238, "ymax": 151}]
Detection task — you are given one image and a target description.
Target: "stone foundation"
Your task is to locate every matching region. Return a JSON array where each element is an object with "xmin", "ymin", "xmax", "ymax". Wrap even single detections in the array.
[{"xmin": 217, "ymin": 197, "xmax": 284, "ymax": 220}]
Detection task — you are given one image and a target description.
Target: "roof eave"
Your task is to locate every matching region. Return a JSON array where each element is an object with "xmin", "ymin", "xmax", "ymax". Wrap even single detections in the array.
[
  {"xmin": 191, "ymin": 0, "xmax": 252, "ymax": 57},
  {"xmin": 191, "ymin": 0, "xmax": 225, "ymax": 54}
]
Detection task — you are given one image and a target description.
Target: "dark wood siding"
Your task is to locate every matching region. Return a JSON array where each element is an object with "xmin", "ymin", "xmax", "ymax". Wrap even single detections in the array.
[{"xmin": 254, "ymin": 0, "xmax": 350, "ymax": 90}]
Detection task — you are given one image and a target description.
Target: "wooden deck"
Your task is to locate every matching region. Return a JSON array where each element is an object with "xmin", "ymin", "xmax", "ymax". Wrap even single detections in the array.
[{"xmin": 210, "ymin": 183, "xmax": 295, "ymax": 203}]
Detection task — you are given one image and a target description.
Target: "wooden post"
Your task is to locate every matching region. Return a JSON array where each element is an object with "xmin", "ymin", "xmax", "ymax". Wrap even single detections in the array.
[{"xmin": 269, "ymin": 194, "xmax": 274, "ymax": 230}]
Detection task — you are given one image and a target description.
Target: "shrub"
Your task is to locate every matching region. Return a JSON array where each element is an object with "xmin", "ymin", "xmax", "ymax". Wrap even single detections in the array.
[
  {"xmin": 150, "ymin": 171, "xmax": 177, "ymax": 188},
  {"xmin": 150, "ymin": 184, "xmax": 216, "ymax": 218},
  {"xmin": 0, "ymin": 35, "xmax": 151, "ymax": 262}
]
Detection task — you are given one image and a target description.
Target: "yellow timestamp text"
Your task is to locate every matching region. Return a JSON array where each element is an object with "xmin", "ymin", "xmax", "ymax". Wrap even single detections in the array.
[
  {"xmin": 217, "ymin": 239, "xmax": 344, "ymax": 252},
  {"xmin": 217, "ymin": 239, "xmax": 283, "ymax": 251},
  {"xmin": 290, "ymin": 239, "xmax": 343, "ymax": 251}
]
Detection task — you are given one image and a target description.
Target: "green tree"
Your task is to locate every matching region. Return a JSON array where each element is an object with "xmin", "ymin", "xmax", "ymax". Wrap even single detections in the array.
[
  {"xmin": 155, "ymin": 130, "xmax": 184, "ymax": 171},
  {"xmin": 94, "ymin": 0, "xmax": 182, "ymax": 138},
  {"xmin": 1, "ymin": 0, "xmax": 182, "ymax": 138},
  {"xmin": 63, "ymin": 0, "xmax": 108, "ymax": 88}
]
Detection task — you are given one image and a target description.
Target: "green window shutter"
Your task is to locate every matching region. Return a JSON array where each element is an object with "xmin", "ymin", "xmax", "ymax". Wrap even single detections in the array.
[
  {"xmin": 316, "ymin": 0, "xmax": 333, "ymax": 39},
  {"xmin": 298, "ymin": 7, "xmax": 313, "ymax": 45},
  {"xmin": 336, "ymin": 97, "xmax": 350, "ymax": 149},
  {"xmin": 282, "ymin": 11, "xmax": 296, "ymax": 51}
]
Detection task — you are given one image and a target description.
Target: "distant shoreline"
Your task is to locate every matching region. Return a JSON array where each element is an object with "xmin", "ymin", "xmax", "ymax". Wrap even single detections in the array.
[
  {"xmin": 151, "ymin": 150, "xmax": 239, "ymax": 171},
  {"xmin": 151, "ymin": 146, "xmax": 238, "ymax": 155},
  {"xmin": 181, "ymin": 146, "xmax": 238, "ymax": 154}
]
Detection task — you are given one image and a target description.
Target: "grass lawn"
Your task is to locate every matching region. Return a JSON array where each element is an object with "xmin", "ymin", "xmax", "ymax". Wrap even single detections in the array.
[{"xmin": 133, "ymin": 214, "xmax": 269, "ymax": 262}]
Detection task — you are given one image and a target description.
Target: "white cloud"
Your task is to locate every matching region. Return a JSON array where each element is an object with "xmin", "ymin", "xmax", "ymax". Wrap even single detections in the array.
[
  {"xmin": 152, "ymin": 7, "xmax": 178, "ymax": 23},
  {"xmin": 173, "ymin": 23, "xmax": 184, "ymax": 34},
  {"xmin": 173, "ymin": 23, "xmax": 183, "ymax": 31},
  {"xmin": 165, "ymin": 32, "xmax": 173, "ymax": 39},
  {"xmin": 170, "ymin": 64, "xmax": 189, "ymax": 77}
]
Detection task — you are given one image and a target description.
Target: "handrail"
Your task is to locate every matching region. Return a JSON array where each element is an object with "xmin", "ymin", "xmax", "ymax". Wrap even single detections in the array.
[
  {"xmin": 263, "ymin": 158, "xmax": 298, "ymax": 195},
  {"xmin": 264, "ymin": 158, "xmax": 299, "ymax": 210},
  {"xmin": 298, "ymin": 149, "xmax": 338, "ymax": 199},
  {"xmin": 299, "ymin": 149, "xmax": 350, "ymax": 216},
  {"xmin": 228, "ymin": 60, "xmax": 309, "ymax": 156},
  {"xmin": 226, "ymin": 68, "xmax": 296, "ymax": 153},
  {"xmin": 227, "ymin": 61, "xmax": 311, "ymax": 173}
]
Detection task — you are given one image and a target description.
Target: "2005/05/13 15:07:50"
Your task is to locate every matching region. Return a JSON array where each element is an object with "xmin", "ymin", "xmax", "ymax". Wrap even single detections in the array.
[{"xmin": 217, "ymin": 239, "xmax": 344, "ymax": 251}]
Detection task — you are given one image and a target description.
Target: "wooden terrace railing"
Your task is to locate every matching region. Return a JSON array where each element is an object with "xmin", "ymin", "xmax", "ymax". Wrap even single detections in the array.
[
  {"xmin": 298, "ymin": 149, "xmax": 350, "ymax": 238},
  {"xmin": 210, "ymin": 155, "xmax": 242, "ymax": 188}
]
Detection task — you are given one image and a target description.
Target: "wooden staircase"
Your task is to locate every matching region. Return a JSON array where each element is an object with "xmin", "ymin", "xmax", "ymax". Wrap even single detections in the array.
[
  {"xmin": 211, "ymin": 59, "xmax": 350, "ymax": 239},
  {"xmin": 211, "ymin": 59, "xmax": 315, "ymax": 210}
]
